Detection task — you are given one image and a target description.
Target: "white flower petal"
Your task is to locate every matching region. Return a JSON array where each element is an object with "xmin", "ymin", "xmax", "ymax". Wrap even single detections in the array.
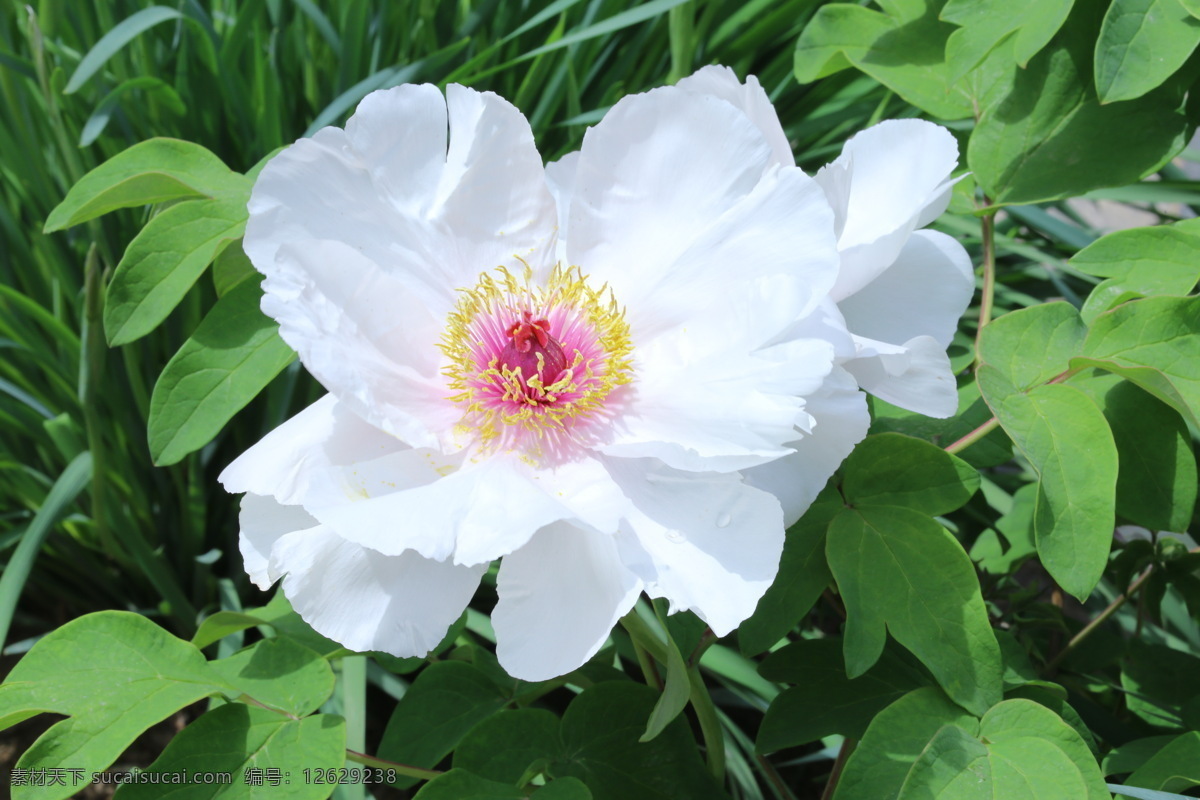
[
  {"xmin": 311, "ymin": 454, "xmax": 570, "ymax": 565},
  {"xmin": 838, "ymin": 229, "xmax": 974, "ymax": 349},
  {"xmin": 604, "ymin": 458, "xmax": 784, "ymax": 635},
  {"xmin": 816, "ymin": 119, "xmax": 960, "ymax": 301},
  {"xmin": 545, "ymin": 151, "xmax": 579, "ymax": 249},
  {"xmin": 237, "ymin": 493, "xmax": 320, "ymax": 589},
  {"xmin": 742, "ymin": 367, "xmax": 870, "ymax": 526},
  {"xmin": 844, "ymin": 334, "xmax": 960, "ymax": 418},
  {"xmin": 219, "ymin": 395, "xmax": 408, "ymax": 508},
  {"xmin": 676, "ymin": 65, "xmax": 794, "ymax": 168},
  {"xmin": 494, "ymin": 522, "xmax": 642, "ymax": 681},
  {"xmin": 567, "ymin": 86, "xmax": 837, "ymax": 337},
  {"xmin": 270, "ymin": 524, "xmax": 486, "ymax": 657}
]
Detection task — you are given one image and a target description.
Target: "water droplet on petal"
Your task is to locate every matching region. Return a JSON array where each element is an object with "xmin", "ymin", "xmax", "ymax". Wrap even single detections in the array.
[
  {"xmin": 665, "ymin": 530, "xmax": 685, "ymax": 543},
  {"xmin": 716, "ymin": 513, "xmax": 732, "ymax": 528}
]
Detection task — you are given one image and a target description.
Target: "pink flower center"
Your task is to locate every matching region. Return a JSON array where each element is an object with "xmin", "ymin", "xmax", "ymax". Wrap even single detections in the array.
[{"xmin": 499, "ymin": 311, "xmax": 568, "ymax": 401}]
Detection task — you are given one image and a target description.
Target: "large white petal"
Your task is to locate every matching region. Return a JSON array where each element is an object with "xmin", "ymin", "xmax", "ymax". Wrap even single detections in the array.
[
  {"xmin": 676, "ymin": 65, "xmax": 794, "ymax": 169},
  {"xmin": 493, "ymin": 522, "xmax": 642, "ymax": 681},
  {"xmin": 838, "ymin": 229, "xmax": 974, "ymax": 349},
  {"xmin": 742, "ymin": 367, "xmax": 870, "ymax": 526},
  {"xmin": 244, "ymin": 84, "xmax": 558, "ymax": 439},
  {"xmin": 816, "ymin": 120, "xmax": 960, "ymax": 301},
  {"xmin": 545, "ymin": 151, "xmax": 579, "ymax": 251},
  {"xmin": 219, "ymin": 394, "xmax": 408, "ymax": 508},
  {"xmin": 567, "ymin": 86, "xmax": 837, "ymax": 339},
  {"xmin": 843, "ymin": 335, "xmax": 960, "ymax": 418},
  {"xmin": 237, "ymin": 493, "xmax": 320, "ymax": 589},
  {"xmin": 604, "ymin": 458, "xmax": 785, "ymax": 636},
  {"xmin": 270, "ymin": 523, "xmax": 486, "ymax": 657}
]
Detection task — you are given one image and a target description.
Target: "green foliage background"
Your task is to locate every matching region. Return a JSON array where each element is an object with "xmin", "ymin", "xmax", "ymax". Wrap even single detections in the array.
[{"xmin": 2, "ymin": 1, "xmax": 1199, "ymax": 798}]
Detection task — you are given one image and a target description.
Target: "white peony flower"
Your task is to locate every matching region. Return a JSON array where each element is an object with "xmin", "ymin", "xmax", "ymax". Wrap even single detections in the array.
[
  {"xmin": 673, "ymin": 66, "xmax": 976, "ymax": 419},
  {"xmin": 217, "ymin": 68, "xmax": 967, "ymax": 681}
]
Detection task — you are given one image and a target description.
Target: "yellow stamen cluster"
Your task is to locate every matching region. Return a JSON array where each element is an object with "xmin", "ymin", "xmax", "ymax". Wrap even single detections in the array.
[{"xmin": 441, "ymin": 263, "xmax": 633, "ymax": 447}]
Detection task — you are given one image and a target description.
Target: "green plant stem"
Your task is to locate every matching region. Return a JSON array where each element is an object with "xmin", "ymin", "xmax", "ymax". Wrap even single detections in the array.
[
  {"xmin": 820, "ymin": 737, "xmax": 856, "ymax": 800},
  {"xmin": 756, "ymin": 754, "xmax": 800, "ymax": 800},
  {"xmin": 974, "ymin": 207, "xmax": 997, "ymax": 361},
  {"xmin": 1042, "ymin": 553, "xmax": 1199, "ymax": 676},
  {"xmin": 688, "ymin": 664, "xmax": 726, "ymax": 783},
  {"xmin": 944, "ymin": 416, "xmax": 1001, "ymax": 455}
]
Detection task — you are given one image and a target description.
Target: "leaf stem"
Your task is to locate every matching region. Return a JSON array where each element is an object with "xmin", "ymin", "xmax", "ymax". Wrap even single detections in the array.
[
  {"xmin": 944, "ymin": 416, "xmax": 1001, "ymax": 455},
  {"xmin": 974, "ymin": 205, "xmax": 997, "ymax": 361},
  {"xmin": 819, "ymin": 737, "xmax": 856, "ymax": 800},
  {"xmin": 345, "ymin": 749, "xmax": 443, "ymax": 781}
]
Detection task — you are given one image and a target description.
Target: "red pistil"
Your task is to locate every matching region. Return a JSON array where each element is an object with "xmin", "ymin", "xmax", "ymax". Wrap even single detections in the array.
[{"xmin": 500, "ymin": 311, "xmax": 567, "ymax": 397}]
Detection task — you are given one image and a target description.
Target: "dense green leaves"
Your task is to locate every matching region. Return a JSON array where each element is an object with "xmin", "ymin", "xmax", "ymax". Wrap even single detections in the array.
[
  {"xmin": 1127, "ymin": 732, "xmax": 1200, "ymax": 792},
  {"xmin": 941, "ymin": 0, "xmax": 1074, "ymax": 77},
  {"xmin": 44, "ymin": 139, "xmax": 244, "ymax": 231},
  {"xmin": 147, "ymin": 277, "xmax": 295, "ymax": 465}
]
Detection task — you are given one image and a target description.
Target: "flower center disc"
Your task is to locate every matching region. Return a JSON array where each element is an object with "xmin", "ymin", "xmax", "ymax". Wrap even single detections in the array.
[{"xmin": 442, "ymin": 264, "xmax": 633, "ymax": 450}]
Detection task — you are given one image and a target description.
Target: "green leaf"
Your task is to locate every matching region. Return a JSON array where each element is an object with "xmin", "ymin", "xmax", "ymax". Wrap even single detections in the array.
[
  {"xmin": 44, "ymin": 139, "xmax": 244, "ymax": 232},
  {"xmin": 64, "ymin": 6, "xmax": 183, "ymax": 94},
  {"xmin": 841, "ymin": 433, "xmax": 980, "ymax": 516},
  {"xmin": 111, "ymin": 704, "xmax": 345, "ymax": 800},
  {"xmin": 212, "ymin": 240, "xmax": 257, "ymax": 297},
  {"xmin": 835, "ymin": 687, "xmax": 977, "ymax": 800},
  {"xmin": 757, "ymin": 639, "xmax": 928, "ymax": 752},
  {"xmin": 870, "ymin": 384, "xmax": 1013, "ymax": 469},
  {"xmin": 971, "ymin": 483, "xmax": 1038, "ymax": 575},
  {"xmin": 1071, "ymin": 219, "xmax": 1200, "ymax": 323},
  {"xmin": 533, "ymin": 778, "xmax": 592, "ymax": 799},
  {"xmin": 978, "ymin": 367, "xmax": 1118, "ymax": 599},
  {"xmin": 413, "ymin": 769, "xmax": 526, "ymax": 800},
  {"xmin": 553, "ymin": 682, "xmax": 727, "ymax": 800},
  {"xmin": 1005, "ymin": 682, "xmax": 1100, "ymax": 757},
  {"xmin": 968, "ymin": 0, "xmax": 1192, "ymax": 204},
  {"xmin": 377, "ymin": 661, "xmax": 509, "ymax": 788},
  {"xmin": 0, "ymin": 612, "xmax": 234, "ymax": 800},
  {"xmin": 1074, "ymin": 375, "xmax": 1197, "ymax": 532},
  {"xmin": 1094, "ymin": 0, "xmax": 1200, "ymax": 103},
  {"xmin": 1121, "ymin": 642, "xmax": 1200, "ymax": 728},
  {"xmin": 105, "ymin": 195, "xmax": 249, "ymax": 346},
  {"xmin": 0, "ymin": 452, "xmax": 91, "ymax": 650},
  {"xmin": 941, "ymin": 0, "xmax": 1074, "ymax": 78},
  {"xmin": 1071, "ymin": 295, "xmax": 1200, "ymax": 429},
  {"xmin": 209, "ymin": 637, "xmax": 335, "ymax": 717},
  {"xmin": 454, "ymin": 709, "xmax": 561, "ymax": 785},
  {"xmin": 895, "ymin": 699, "xmax": 1109, "ymax": 800},
  {"xmin": 794, "ymin": 3, "xmax": 973, "ymax": 119},
  {"xmin": 1127, "ymin": 731, "xmax": 1200, "ymax": 792},
  {"xmin": 738, "ymin": 491, "xmax": 840, "ymax": 656},
  {"xmin": 192, "ymin": 611, "xmax": 269, "ymax": 650},
  {"xmin": 1105, "ymin": 736, "xmax": 1180, "ymax": 776},
  {"xmin": 639, "ymin": 623, "xmax": 690, "ymax": 743},
  {"xmin": 826, "ymin": 506, "xmax": 1003, "ymax": 715},
  {"xmin": 977, "ymin": 302, "xmax": 1087, "ymax": 389},
  {"xmin": 79, "ymin": 76, "xmax": 186, "ymax": 147},
  {"xmin": 147, "ymin": 278, "xmax": 295, "ymax": 465}
]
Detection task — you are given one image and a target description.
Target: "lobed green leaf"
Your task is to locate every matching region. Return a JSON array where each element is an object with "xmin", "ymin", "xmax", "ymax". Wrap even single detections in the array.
[{"xmin": 1094, "ymin": 0, "xmax": 1200, "ymax": 104}]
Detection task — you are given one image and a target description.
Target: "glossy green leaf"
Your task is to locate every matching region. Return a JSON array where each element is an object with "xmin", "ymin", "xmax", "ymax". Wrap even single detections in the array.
[
  {"xmin": 212, "ymin": 240, "xmax": 257, "ymax": 297},
  {"xmin": 111, "ymin": 704, "xmax": 345, "ymax": 800},
  {"xmin": 738, "ymin": 490, "xmax": 839, "ymax": 656},
  {"xmin": 835, "ymin": 687, "xmax": 977, "ymax": 800},
  {"xmin": 1071, "ymin": 219, "xmax": 1200, "ymax": 323},
  {"xmin": 44, "ymin": 139, "xmax": 244, "ymax": 232},
  {"xmin": 757, "ymin": 639, "xmax": 928, "ymax": 752},
  {"xmin": 1121, "ymin": 642, "xmax": 1200, "ymax": 728},
  {"xmin": 1105, "ymin": 736, "xmax": 1180, "ymax": 776},
  {"xmin": 0, "ymin": 612, "xmax": 234, "ymax": 800},
  {"xmin": 640, "ymin": 623, "xmax": 690, "ymax": 742},
  {"xmin": 1127, "ymin": 732, "xmax": 1200, "ymax": 792},
  {"xmin": 1094, "ymin": 0, "xmax": 1200, "ymax": 103},
  {"xmin": 941, "ymin": 0, "xmax": 1074, "ymax": 78},
  {"xmin": 147, "ymin": 278, "xmax": 296, "ymax": 465},
  {"xmin": 870, "ymin": 384, "xmax": 1013, "ymax": 469},
  {"xmin": 978, "ymin": 302, "xmax": 1087, "ymax": 389},
  {"xmin": 1075, "ymin": 375, "xmax": 1197, "ymax": 532},
  {"xmin": 794, "ymin": 3, "xmax": 973, "ymax": 119},
  {"xmin": 64, "ymin": 6, "xmax": 183, "ymax": 94},
  {"xmin": 377, "ymin": 661, "xmax": 509, "ymax": 788},
  {"xmin": 191, "ymin": 611, "xmax": 269, "ymax": 650},
  {"xmin": 841, "ymin": 433, "xmax": 980, "ymax": 516},
  {"xmin": 454, "ymin": 709, "xmax": 561, "ymax": 785},
  {"xmin": 826, "ymin": 506, "xmax": 1002, "ymax": 715},
  {"xmin": 978, "ymin": 367, "xmax": 1118, "ymax": 599},
  {"xmin": 105, "ymin": 195, "xmax": 249, "ymax": 345},
  {"xmin": 1071, "ymin": 296, "xmax": 1200, "ymax": 429},
  {"xmin": 969, "ymin": 0, "xmax": 1192, "ymax": 204},
  {"xmin": 553, "ymin": 682, "xmax": 726, "ymax": 800},
  {"xmin": 209, "ymin": 637, "xmax": 335, "ymax": 718},
  {"xmin": 1005, "ymin": 683, "xmax": 1100, "ymax": 756},
  {"xmin": 895, "ymin": 700, "xmax": 1109, "ymax": 800}
]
